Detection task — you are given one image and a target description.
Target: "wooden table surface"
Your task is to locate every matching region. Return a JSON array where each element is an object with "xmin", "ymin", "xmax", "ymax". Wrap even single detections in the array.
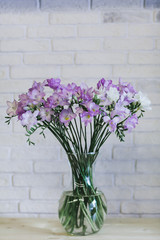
[{"xmin": 0, "ymin": 218, "xmax": 160, "ymax": 240}]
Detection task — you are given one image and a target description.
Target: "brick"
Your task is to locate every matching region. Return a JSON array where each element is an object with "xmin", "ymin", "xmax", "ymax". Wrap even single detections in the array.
[
  {"xmin": 116, "ymin": 174, "xmax": 160, "ymax": 187},
  {"xmin": 0, "ymin": 67, "xmax": 9, "ymax": 79},
  {"xmin": 154, "ymin": 10, "xmax": 160, "ymax": 22},
  {"xmin": 61, "ymin": 66, "xmax": 112, "ymax": 78},
  {"xmin": 95, "ymin": 174, "xmax": 113, "ymax": 186},
  {"xmin": 1, "ymin": 40, "xmax": 50, "ymax": 52},
  {"xmin": 136, "ymin": 79, "xmax": 160, "ymax": 93},
  {"xmin": 113, "ymin": 66, "xmax": 160, "ymax": 78},
  {"xmin": 102, "ymin": 187, "xmax": 132, "ymax": 200},
  {"xmin": 0, "ymin": 133, "xmax": 28, "ymax": 146},
  {"xmin": 113, "ymin": 146, "xmax": 160, "ymax": 160},
  {"xmin": 135, "ymin": 119, "xmax": 160, "ymax": 132},
  {"xmin": 92, "ymin": 0, "xmax": 143, "ymax": 9},
  {"xmin": 76, "ymin": 52, "xmax": 126, "ymax": 64},
  {"xmin": 145, "ymin": 0, "xmax": 160, "ymax": 8},
  {"xmin": 129, "ymin": 52, "xmax": 160, "ymax": 64},
  {"xmin": 144, "ymin": 106, "xmax": 160, "ymax": 118},
  {"xmin": 0, "ymin": 54, "xmax": 22, "ymax": 65},
  {"xmin": 156, "ymin": 39, "xmax": 160, "ymax": 49},
  {"xmin": 103, "ymin": 11, "xmax": 150, "ymax": 23},
  {"xmin": 0, "ymin": 175, "xmax": 10, "ymax": 186},
  {"xmin": 96, "ymin": 160, "xmax": 134, "ymax": 173},
  {"xmin": 11, "ymin": 66, "xmax": 60, "ymax": 79},
  {"xmin": 50, "ymin": 12, "xmax": 100, "ymax": 24},
  {"xmin": 20, "ymin": 200, "xmax": 58, "ymax": 213},
  {"xmin": 0, "ymin": 188, "xmax": 28, "ymax": 200},
  {"xmin": 0, "ymin": 202, "xmax": 18, "ymax": 213},
  {"xmin": 28, "ymin": 26, "xmax": 76, "ymax": 38},
  {"xmin": 0, "ymin": 147, "xmax": 10, "ymax": 160},
  {"xmin": 0, "ymin": 161, "xmax": 32, "ymax": 173},
  {"xmin": 0, "ymin": 13, "xmax": 48, "ymax": 24},
  {"xmin": 0, "ymin": 0, "xmax": 37, "ymax": 12},
  {"xmin": 11, "ymin": 146, "xmax": 60, "ymax": 161},
  {"xmin": 107, "ymin": 201, "xmax": 120, "ymax": 214},
  {"xmin": 147, "ymin": 92, "xmax": 160, "ymax": 104},
  {"xmin": 134, "ymin": 132, "xmax": 160, "ymax": 145},
  {"xmin": 0, "ymin": 26, "xmax": 24, "ymax": 39},
  {"xmin": 128, "ymin": 24, "xmax": 160, "ymax": 36},
  {"xmin": 104, "ymin": 38, "xmax": 153, "ymax": 50},
  {"xmin": 30, "ymin": 188, "xmax": 63, "ymax": 200},
  {"xmin": 34, "ymin": 160, "xmax": 69, "ymax": 173},
  {"xmin": 0, "ymin": 93, "xmax": 13, "ymax": 107},
  {"xmin": 0, "ymin": 80, "xmax": 34, "ymax": 93},
  {"xmin": 134, "ymin": 187, "xmax": 160, "ymax": 199},
  {"xmin": 41, "ymin": 0, "xmax": 89, "ymax": 10},
  {"xmin": 24, "ymin": 53, "xmax": 73, "ymax": 65},
  {"xmin": 53, "ymin": 38, "xmax": 102, "ymax": 51},
  {"xmin": 78, "ymin": 25, "xmax": 126, "ymax": 37},
  {"xmin": 13, "ymin": 174, "xmax": 62, "ymax": 187},
  {"xmin": 121, "ymin": 201, "xmax": 160, "ymax": 214},
  {"xmin": 136, "ymin": 160, "xmax": 160, "ymax": 173}
]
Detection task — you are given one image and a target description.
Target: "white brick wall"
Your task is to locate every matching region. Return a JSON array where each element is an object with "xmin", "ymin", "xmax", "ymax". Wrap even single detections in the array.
[{"xmin": 0, "ymin": 9, "xmax": 160, "ymax": 218}]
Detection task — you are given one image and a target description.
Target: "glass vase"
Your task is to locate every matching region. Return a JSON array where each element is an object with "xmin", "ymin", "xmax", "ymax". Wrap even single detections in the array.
[{"xmin": 58, "ymin": 152, "xmax": 107, "ymax": 236}]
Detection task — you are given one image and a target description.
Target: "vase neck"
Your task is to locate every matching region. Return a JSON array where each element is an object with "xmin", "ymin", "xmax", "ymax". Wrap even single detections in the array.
[{"xmin": 67, "ymin": 152, "xmax": 98, "ymax": 196}]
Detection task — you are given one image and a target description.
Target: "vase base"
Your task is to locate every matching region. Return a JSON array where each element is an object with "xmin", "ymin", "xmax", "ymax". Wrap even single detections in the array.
[{"xmin": 58, "ymin": 190, "xmax": 107, "ymax": 236}]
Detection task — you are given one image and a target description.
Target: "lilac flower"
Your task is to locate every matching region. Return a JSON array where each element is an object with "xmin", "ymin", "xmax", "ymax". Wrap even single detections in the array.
[
  {"xmin": 46, "ymin": 93, "xmax": 64, "ymax": 108},
  {"xmin": 45, "ymin": 78, "xmax": 61, "ymax": 90},
  {"xmin": 21, "ymin": 110, "xmax": 39, "ymax": 130},
  {"xmin": 6, "ymin": 100, "xmax": 18, "ymax": 117},
  {"xmin": 80, "ymin": 111, "xmax": 93, "ymax": 126},
  {"xmin": 124, "ymin": 114, "xmax": 138, "ymax": 132},
  {"xmin": 97, "ymin": 78, "xmax": 106, "ymax": 89},
  {"xmin": 108, "ymin": 117, "xmax": 120, "ymax": 132},
  {"xmin": 59, "ymin": 108, "xmax": 76, "ymax": 126},
  {"xmin": 27, "ymin": 81, "xmax": 45, "ymax": 105},
  {"xmin": 103, "ymin": 115, "xmax": 110, "ymax": 124},
  {"xmin": 86, "ymin": 102, "xmax": 100, "ymax": 116},
  {"xmin": 110, "ymin": 103, "xmax": 130, "ymax": 119},
  {"xmin": 40, "ymin": 108, "xmax": 53, "ymax": 122}
]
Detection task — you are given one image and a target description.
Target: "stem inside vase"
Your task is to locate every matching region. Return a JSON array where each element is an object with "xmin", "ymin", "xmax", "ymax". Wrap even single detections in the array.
[{"xmin": 58, "ymin": 152, "xmax": 107, "ymax": 236}]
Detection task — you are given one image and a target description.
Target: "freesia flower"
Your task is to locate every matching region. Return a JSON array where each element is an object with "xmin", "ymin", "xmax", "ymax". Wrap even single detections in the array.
[
  {"xmin": 108, "ymin": 117, "xmax": 120, "ymax": 132},
  {"xmin": 86, "ymin": 102, "xmax": 100, "ymax": 116},
  {"xmin": 59, "ymin": 108, "xmax": 76, "ymax": 126},
  {"xmin": 40, "ymin": 108, "xmax": 53, "ymax": 122},
  {"xmin": 46, "ymin": 78, "xmax": 61, "ymax": 90},
  {"xmin": 107, "ymin": 87, "xmax": 119, "ymax": 103},
  {"xmin": 124, "ymin": 114, "xmax": 138, "ymax": 132},
  {"xmin": 21, "ymin": 110, "xmax": 39, "ymax": 130},
  {"xmin": 134, "ymin": 91, "xmax": 151, "ymax": 110},
  {"xmin": 6, "ymin": 100, "xmax": 18, "ymax": 117},
  {"xmin": 80, "ymin": 111, "xmax": 93, "ymax": 126}
]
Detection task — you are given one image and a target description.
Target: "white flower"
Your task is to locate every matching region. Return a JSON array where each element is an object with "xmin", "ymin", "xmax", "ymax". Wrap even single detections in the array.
[
  {"xmin": 107, "ymin": 87, "xmax": 119, "ymax": 103},
  {"xmin": 21, "ymin": 110, "xmax": 39, "ymax": 130},
  {"xmin": 134, "ymin": 91, "xmax": 151, "ymax": 110},
  {"xmin": 6, "ymin": 100, "xmax": 18, "ymax": 117}
]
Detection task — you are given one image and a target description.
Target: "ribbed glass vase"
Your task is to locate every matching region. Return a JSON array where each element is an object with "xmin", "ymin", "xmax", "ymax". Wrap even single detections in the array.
[{"xmin": 58, "ymin": 152, "xmax": 107, "ymax": 236}]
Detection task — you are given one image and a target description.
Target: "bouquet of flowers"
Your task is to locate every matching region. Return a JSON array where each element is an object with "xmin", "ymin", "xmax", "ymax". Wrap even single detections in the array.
[{"xmin": 5, "ymin": 78, "xmax": 151, "ymax": 235}]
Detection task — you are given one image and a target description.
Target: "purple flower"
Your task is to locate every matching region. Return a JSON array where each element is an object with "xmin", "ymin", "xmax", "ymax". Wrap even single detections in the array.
[
  {"xmin": 97, "ymin": 78, "xmax": 106, "ymax": 89},
  {"xmin": 80, "ymin": 111, "xmax": 93, "ymax": 126},
  {"xmin": 27, "ymin": 81, "xmax": 45, "ymax": 105},
  {"xmin": 109, "ymin": 117, "xmax": 120, "ymax": 132},
  {"xmin": 6, "ymin": 100, "xmax": 18, "ymax": 117},
  {"xmin": 124, "ymin": 114, "xmax": 138, "ymax": 132},
  {"xmin": 111, "ymin": 103, "xmax": 130, "ymax": 119},
  {"xmin": 46, "ymin": 93, "xmax": 64, "ymax": 108},
  {"xmin": 40, "ymin": 108, "xmax": 53, "ymax": 122},
  {"xmin": 21, "ymin": 110, "xmax": 39, "ymax": 130},
  {"xmin": 103, "ymin": 115, "xmax": 110, "ymax": 123},
  {"xmin": 59, "ymin": 108, "xmax": 76, "ymax": 126},
  {"xmin": 46, "ymin": 78, "xmax": 61, "ymax": 90},
  {"xmin": 86, "ymin": 102, "xmax": 100, "ymax": 116}
]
